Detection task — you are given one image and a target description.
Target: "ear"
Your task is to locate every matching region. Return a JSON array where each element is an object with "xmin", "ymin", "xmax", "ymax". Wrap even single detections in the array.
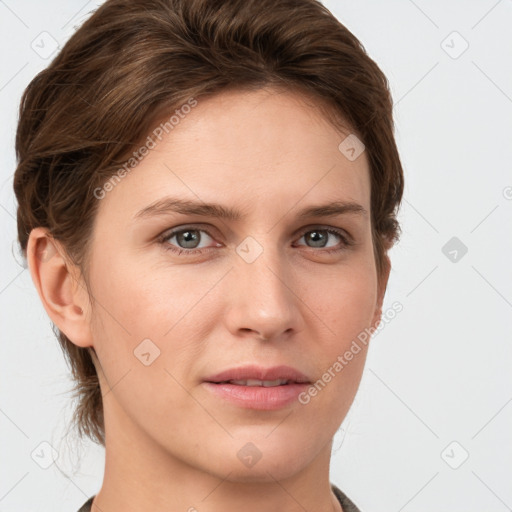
[
  {"xmin": 26, "ymin": 227, "xmax": 93, "ymax": 348},
  {"xmin": 371, "ymin": 252, "xmax": 391, "ymax": 330}
]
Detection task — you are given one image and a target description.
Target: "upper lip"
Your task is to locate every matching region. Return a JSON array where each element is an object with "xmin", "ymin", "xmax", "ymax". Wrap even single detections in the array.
[{"xmin": 204, "ymin": 365, "xmax": 311, "ymax": 384}]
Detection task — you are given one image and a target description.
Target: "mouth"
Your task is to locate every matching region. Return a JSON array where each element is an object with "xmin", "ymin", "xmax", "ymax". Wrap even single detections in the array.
[
  {"xmin": 203, "ymin": 365, "xmax": 311, "ymax": 410},
  {"xmin": 216, "ymin": 378, "xmax": 294, "ymax": 387}
]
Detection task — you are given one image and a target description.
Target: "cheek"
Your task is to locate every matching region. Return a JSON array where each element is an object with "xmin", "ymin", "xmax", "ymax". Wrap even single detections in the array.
[
  {"xmin": 333, "ymin": 277, "xmax": 377, "ymax": 344},
  {"xmin": 87, "ymin": 252, "xmax": 217, "ymax": 375},
  {"xmin": 306, "ymin": 258, "xmax": 378, "ymax": 344},
  {"xmin": 88, "ymin": 250, "xmax": 186, "ymax": 332},
  {"xmin": 86, "ymin": 258, "xmax": 203, "ymax": 421},
  {"xmin": 300, "ymin": 259, "xmax": 377, "ymax": 403}
]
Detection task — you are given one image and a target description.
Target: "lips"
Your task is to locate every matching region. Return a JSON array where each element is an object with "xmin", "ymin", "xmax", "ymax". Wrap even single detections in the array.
[
  {"xmin": 204, "ymin": 365, "xmax": 311, "ymax": 385},
  {"xmin": 203, "ymin": 365, "xmax": 311, "ymax": 410}
]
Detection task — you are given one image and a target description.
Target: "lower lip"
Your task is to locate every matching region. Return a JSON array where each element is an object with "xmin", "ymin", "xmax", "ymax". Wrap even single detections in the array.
[{"xmin": 203, "ymin": 382, "xmax": 309, "ymax": 410}]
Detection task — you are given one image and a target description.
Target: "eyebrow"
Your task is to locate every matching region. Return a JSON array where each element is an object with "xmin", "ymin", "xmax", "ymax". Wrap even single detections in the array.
[{"xmin": 134, "ymin": 197, "xmax": 368, "ymax": 221}]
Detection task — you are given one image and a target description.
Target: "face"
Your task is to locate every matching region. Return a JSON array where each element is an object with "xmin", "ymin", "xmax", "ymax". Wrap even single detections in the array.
[{"xmin": 83, "ymin": 88, "xmax": 387, "ymax": 482}]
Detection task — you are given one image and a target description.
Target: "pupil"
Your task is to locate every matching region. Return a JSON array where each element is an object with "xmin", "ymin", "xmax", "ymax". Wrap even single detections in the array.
[
  {"xmin": 308, "ymin": 230, "xmax": 326, "ymax": 248},
  {"xmin": 178, "ymin": 230, "xmax": 199, "ymax": 248}
]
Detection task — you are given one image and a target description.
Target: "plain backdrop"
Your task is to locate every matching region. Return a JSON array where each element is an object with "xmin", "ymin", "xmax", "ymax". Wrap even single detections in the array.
[{"xmin": 1, "ymin": 1, "xmax": 511, "ymax": 511}]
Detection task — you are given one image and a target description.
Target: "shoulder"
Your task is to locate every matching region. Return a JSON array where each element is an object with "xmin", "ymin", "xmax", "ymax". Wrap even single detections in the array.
[
  {"xmin": 77, "ymin": 495, "xmax": 95, "ymax": 512},
  {"xmin": 331, "ymin": 483, "xmax": 363, "ymax": 512}
]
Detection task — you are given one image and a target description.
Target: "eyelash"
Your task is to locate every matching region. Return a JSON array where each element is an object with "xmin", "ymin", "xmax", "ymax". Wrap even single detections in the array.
[{"xmin": 157, "ymin": 225, "xmax": 355, "ymax": 257}]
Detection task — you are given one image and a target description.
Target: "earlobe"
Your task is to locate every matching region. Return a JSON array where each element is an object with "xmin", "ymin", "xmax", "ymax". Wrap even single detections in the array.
[{"xmin": 26, "ymin": 227, "xmax": 93, "ymax": 348}]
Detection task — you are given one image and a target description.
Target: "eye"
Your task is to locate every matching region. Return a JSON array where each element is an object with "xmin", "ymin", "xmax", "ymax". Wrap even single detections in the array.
[
  {"xmin": 158, "ymin": 226, "xmax": 221, "ymax": 256},
  {"xmin": 294, "ymin": 227, "xmax": 353, "ymax": 253}
]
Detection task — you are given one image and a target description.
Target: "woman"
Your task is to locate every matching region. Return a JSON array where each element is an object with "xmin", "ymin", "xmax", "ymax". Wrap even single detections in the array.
[{"xmin": 13, "ymin": 0, "xmax": 404, "ymax": 510}]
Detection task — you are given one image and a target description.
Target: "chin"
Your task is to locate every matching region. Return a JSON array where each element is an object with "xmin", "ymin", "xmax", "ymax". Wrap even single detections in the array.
[
  {"xmin": 218, "ymin": 457, "xmax": 310, "ymax": 484},
  {"xmin": 199, "ymin": 433, "xmax": 322, "ymax": 483}
]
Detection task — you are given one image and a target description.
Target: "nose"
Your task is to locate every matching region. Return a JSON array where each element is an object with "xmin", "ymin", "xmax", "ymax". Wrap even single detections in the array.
[{"xmin": 223, "ymin": 243, "xmax": 304, "ymax": 342}]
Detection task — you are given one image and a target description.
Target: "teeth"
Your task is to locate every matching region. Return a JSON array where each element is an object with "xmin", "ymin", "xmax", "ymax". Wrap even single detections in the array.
[{"xmin": 229, "ymin": 379, "xmax": 288, "ymax": 387}]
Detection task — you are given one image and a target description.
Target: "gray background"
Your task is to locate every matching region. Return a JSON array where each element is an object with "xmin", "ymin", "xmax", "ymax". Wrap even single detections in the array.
[{"xmin": 1, "ymin": 1, "xmax": 511, "ymax": 510}]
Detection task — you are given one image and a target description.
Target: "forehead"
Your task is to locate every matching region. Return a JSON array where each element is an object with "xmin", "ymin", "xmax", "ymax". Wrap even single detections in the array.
[{"xmin": 97, "ymin": 88, "xmax": 371, "ymax": 223}]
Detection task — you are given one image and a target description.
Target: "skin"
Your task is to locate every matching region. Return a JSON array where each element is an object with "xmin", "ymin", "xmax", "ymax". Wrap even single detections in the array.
[{"xmin": 28, "ymin": 87, "xmax": 390, "ymax": 512}]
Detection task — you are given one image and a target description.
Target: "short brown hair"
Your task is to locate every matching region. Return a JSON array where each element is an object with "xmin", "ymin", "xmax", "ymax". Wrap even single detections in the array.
[{"xmin": 13, "ymin": 0, "xmax": 404, "ymax": 446}]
